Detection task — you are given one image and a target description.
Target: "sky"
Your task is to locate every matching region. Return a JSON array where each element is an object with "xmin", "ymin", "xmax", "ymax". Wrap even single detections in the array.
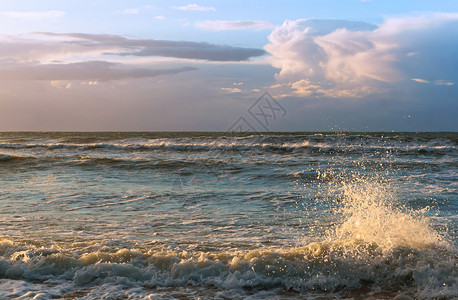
[{"xmin": 0, "ymin": 0, "xmax": 457, "ymax": 131}]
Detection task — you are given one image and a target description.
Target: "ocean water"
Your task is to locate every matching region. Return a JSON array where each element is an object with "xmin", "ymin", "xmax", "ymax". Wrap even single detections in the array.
[{"xmin": 0, "ymin": 132, "xmax": 456, "ymax": 299}]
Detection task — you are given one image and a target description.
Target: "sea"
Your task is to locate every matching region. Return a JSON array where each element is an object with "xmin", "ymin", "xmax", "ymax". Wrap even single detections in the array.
[{"xmin": 0, "ymin": 132, "xmax": 456, "ymax": 299}]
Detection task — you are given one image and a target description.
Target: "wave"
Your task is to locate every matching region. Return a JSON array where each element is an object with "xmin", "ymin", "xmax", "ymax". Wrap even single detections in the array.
[
  {"xmin": 0, "ymin": 155, "xmax": 15, "ymax": 162},
  {"xmin": 0, "ymin": 137, "xmax": 455, "ymax": 155},
  {"xmin": 0, "ymin": 237, "xmax": 454, "ymax": 298},
  {"xmin": 73, "ymin": 156, "xmax": 207, "ymax": 170},
  {"xmin": 0, "ymin": 154, "xmax": 36, "ymax": 163},
  {"xmin": 0, "ymin": 179, "xmax": 455, "ymax": 299}
]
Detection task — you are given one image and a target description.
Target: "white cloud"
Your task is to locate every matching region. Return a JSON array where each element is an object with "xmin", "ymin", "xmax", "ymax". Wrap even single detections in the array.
[
  {"xmin": 221, "ymin": 87, "xmax": 241, "ymax": 93},
  {"xmin": 0, "ymin": 32, "xmax": 267, "ymax": 83},
  {"xmin": 270, "ymin": 80, "xmax": 377, "ymax": 99},
  {"xmin": 265, "ymin": 15, "xmax": 458, "ymax": 98},
  {"xmin": 20, "ymin": 32, "xmax": 266, "ymax": 62},
  {"xmin": 195, "ymin": 20, "xmax": 274, "ymax": 31},
  {"xmin": 289, "ymin": 80, "xmax": 322, "ymax": 97},
  {"xmin": 412, "ymin": 78, "xmax": 454, "ymax": 86},
  {"xmin": 0, "ymin": 61, "xmax": 197, "ymax": 82},
  {"xmin": 412, "ymin": 78, "xmax": 430, "ymax": 84},
  {"xmin": 0, "ymin": 10, "xmax": 66, "ymax": 21},
  {"xmin": 434, "ymin": 80, "xmax": 454, "ymax": 86},
  {"xmin": 0, "ymin": 34, "xmax": 99, "ymax": 64},
  {"xmin": 155, "ymin": 15, "xmax": 166, "ymax": 20},
  {"xmin": 50, "ymin": 80, "xmax": 71, "ymax": 89},
  {"xmin": 265, "ymin": 19, "xmax": 382, "ymax": 98},
  {"xmin": 173, "ymin": 4, "xmax": 215, "ymax": 11},
  {"xmin": 81, "ymin": 80, "xmax": 98, "ymax": 86}
]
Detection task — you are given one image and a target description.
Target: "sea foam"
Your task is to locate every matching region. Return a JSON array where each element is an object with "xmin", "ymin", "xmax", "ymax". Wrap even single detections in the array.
[{"xmin": 0, "ymin": 178, "xmax": 455, "ymax": 299}]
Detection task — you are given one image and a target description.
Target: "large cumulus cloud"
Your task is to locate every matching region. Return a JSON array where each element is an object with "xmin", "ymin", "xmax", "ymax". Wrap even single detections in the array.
[{"xmin": 265, "ymin": 14, "xmax": 458, "ymax": 98}]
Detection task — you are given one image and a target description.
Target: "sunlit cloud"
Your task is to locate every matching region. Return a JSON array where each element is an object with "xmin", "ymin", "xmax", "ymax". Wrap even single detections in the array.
[
  {"xmin": 221, "ymin": 87, "xmax": 241, "ymax": 93},
  {"xmin": 0, "ymin": 61, "xmax": 197, "ymax": 82},
  {"xmin": 0, "ymin": 35, "xmax": 95, "ymax": 64},
  {"xmin": 412, "ymin": 78, "xmax": 430, "ymax": 84},
  {"xmin": 412, "ymin": 78, "xmax": 454, "ymax": 86},
  {"xmin": 81, "ymin": 80, "xmax": 98, "ymax": 86},
  {"xmin": 265, "ymin": 15, "xmax": 458, "ymax": 98},
  {"xmin": 173, "ymin": 4, "xmax": 215, "ymax": 12},
  {"xmin": 270, "ymin": 80, "xmax": 378, "ymax": 98},
  {"xmin": 34, "ymin": 32, "xmax": 266, "ymax": 62},
  {"xmin": 0, "ymin": 32, "xmax": 267, "ymax": 87},
  {"xmin": 50, "ymin": 80, "xmax": 72, "ymax": 89},
  {"xmin": 195, "ymin": 20, "xmax": 274, "ymax": 31}
]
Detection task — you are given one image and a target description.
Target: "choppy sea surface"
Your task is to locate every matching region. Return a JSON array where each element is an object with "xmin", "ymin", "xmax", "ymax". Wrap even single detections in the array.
[{"xmin": 0, "ymin": 132, "xmax": 456, "ymax": 299}]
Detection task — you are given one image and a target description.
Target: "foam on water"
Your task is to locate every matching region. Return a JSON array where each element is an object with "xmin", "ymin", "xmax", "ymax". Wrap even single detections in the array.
[
  {"xmin": 0, "ymin": 132, "xmax": 456, "ymax": 299},
  {"xmin": 0, "ymin": 178, "xmax": 455, "ymax": 299},
  {"xmin": 0, "ymin": 133, "xmax": 455, "ymax": 154}
]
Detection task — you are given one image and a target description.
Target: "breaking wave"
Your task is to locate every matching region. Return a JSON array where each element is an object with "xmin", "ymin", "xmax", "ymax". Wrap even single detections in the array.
[
  {"xmin": 0, "ymin": 134, "xmax": 455, "ymax": 155},
  {"xmin": 0, "ymin": 179, "xmax": 455, "ymax": 299}
]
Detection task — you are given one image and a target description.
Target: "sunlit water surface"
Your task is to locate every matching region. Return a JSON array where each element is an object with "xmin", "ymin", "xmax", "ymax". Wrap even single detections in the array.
[{"xmin": 0, "ymin": 132, "xmax": 456, "ymax": 299}]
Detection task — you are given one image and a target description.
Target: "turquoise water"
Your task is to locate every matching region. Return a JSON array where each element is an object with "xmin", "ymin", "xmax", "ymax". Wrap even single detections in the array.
[{"xmin": 0, "ymin": 132, "xmax": 456, "ymax": 299}]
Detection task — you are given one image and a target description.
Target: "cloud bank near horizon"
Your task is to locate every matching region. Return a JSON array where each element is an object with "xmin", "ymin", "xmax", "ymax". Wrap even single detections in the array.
[
  {"xmin": 0, "ymin": 61, "xmax": 196, "ymax": 81},
  {"xmin": 0, "ymin": 32, "xmax": 266, "ymax": 82},
  {"xmin": 36, "ymin": 32, "xmax": 266, "ymax": 62}
]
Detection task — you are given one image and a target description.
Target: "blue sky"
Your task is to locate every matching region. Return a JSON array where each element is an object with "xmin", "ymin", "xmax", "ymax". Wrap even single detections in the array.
[{"xmin": 0, "ymin": 1, "xmax": 457, "ymax": 131}]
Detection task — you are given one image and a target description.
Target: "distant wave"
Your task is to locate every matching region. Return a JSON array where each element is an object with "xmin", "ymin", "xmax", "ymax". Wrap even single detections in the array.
[
  {"xmin": 0, "ymin": 155, "xmax": 15, "ymax": 162},
  {"xmin": 0, "ymin": 136, "xmax": 455, "ymax": 155},
  {"xmin": 73, "ymin": 156, "xmax": 206, "ymax": 170},
  {"xmin": 0, "ymin": 154, "xmax": 36, "ymax": 163}
]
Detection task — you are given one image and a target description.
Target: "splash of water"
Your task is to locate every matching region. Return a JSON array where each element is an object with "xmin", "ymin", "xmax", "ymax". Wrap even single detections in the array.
[
  {"xmin": 0, "ymin": 167, "xmax": 455, "ymax": 298},
  {"xmin": 334, "ymin": 177, "xmax": 444, "ymax": 251}
]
